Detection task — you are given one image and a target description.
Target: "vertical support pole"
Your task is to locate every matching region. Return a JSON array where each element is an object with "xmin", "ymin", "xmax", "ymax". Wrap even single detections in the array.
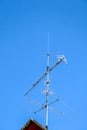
[{"xmin": 45, "ymin": 32, "xmax": 50, "ymax": 130}]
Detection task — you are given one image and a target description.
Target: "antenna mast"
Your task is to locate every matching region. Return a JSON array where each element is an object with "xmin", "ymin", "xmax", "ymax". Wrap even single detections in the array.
[{"xmin": 45, "ymin": 32, "xmax": 50, "ymax": 130}]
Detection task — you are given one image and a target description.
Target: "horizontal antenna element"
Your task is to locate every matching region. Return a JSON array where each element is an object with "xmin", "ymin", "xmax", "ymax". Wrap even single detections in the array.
[{"xmin": 34, "ymin": 98, "xmax": 59, "ymax": 114}]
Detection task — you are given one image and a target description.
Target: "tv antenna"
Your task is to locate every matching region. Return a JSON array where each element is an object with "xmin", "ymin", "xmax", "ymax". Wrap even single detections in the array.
[{"xmin": 24, "ymin": 32, "xmax": 67, "ymax": 130}]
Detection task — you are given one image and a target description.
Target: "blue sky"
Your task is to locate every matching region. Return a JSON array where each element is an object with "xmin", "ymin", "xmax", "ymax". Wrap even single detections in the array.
[{"xmin": 0, "ymin": 0, "xmax": 87, "ymax": 130}]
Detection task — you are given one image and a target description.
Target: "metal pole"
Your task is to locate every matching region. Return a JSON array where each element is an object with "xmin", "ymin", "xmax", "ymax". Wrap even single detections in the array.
[{"xmin": 46, "ymin": 32, "xmax": 50, "ymax": 130}]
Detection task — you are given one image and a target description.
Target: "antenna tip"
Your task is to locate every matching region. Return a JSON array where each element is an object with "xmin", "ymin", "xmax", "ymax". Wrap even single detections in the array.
[{"xmin": 57, "ymin": 55, "xmax": 67, "ymax": 64}]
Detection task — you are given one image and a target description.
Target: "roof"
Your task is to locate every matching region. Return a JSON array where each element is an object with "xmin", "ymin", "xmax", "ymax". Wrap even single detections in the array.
[{"xmin": 21, "ymin": 118, "xmax": 46, "ymax": 130}]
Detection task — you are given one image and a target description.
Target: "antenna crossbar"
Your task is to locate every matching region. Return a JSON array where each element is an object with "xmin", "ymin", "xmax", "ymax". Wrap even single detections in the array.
[{"xmin": 34, "ymin": 98, "xmax": 59, "ymax": 114}]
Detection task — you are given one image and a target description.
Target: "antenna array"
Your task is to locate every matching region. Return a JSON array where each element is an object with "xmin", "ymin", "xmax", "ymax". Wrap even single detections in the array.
[{"xmin": 24, "ymin": 33, "xmax": 67, "ymax": 130}]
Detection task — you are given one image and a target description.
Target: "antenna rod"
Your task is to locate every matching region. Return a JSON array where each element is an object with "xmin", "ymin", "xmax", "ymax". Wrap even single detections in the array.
[
  {"xmin": 34, "ymin": 98, "xmax": 60, "ymax": 114},
  {"xmin": 45, "ymin": 32, "xmax": 50, "ymax": 130}
]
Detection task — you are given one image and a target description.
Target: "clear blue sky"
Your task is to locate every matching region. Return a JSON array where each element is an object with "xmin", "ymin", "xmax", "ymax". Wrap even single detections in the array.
[{"xmin": 0, "ymin": 0, "xmax": 87, "ymax": 130}]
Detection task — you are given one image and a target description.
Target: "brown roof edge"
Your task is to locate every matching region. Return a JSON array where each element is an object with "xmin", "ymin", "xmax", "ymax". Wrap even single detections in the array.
[{"xmin": 21, "ymin": 118, "xmax": 47, "ymax": 130}]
